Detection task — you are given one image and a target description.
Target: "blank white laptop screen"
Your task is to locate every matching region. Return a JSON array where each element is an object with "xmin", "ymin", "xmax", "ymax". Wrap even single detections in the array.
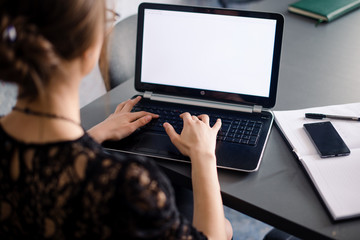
[{"xmin": 141, "ymin": 9, "xmax": 277, "ymax": 98}]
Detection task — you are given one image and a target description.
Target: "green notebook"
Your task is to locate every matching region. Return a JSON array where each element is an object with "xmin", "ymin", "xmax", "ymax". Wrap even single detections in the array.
[{"xmin": 288, "ymin": 0, "xmax": 360, "ymax": 22}]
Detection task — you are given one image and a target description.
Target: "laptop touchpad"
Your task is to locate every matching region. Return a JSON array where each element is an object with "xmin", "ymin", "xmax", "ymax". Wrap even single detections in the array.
[{"xmin": 135, "ymin": 133, "xmax": 182, "ymax": 157}]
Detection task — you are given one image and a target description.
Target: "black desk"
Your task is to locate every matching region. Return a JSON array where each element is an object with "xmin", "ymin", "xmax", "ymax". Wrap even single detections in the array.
[{"xmin": 81, "ymin": 1, "xmax": 360, "ymax": 239}]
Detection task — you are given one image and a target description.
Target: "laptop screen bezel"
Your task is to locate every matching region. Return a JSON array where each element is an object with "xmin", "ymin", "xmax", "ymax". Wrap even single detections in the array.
[{"xmin": 134, "ymin": 3, "xmax": 283, "ymax": 109}]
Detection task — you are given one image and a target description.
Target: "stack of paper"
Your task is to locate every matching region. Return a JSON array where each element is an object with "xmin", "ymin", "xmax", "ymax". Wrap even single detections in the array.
[{"xmin": 274, "ymin": 102, "xmax": 360, "ymax": 220}]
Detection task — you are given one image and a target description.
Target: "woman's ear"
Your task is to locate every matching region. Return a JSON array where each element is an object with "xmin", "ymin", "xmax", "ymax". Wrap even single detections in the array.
[
  {"xmin": 80, "ymin": 33, "xmax": 104, "ymax": 77},
  {"xmin": 80, "ymin": 47, "xmax": 96, "ymax": 76}
]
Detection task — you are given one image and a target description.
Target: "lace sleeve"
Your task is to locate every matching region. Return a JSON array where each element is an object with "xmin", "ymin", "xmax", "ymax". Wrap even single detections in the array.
[{"xmin": 115, "ymin": 157, "xmax": 207, "ymax": 239}]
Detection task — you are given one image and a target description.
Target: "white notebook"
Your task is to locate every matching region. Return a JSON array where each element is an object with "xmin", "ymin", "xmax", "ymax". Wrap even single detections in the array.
[{"xmin": 274, "ymin": 102, "xmax": 360, "ymax": 220}]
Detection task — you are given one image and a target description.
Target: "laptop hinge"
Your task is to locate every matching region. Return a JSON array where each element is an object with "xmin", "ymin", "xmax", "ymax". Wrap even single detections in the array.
[
  {"xmin": 143, "ymin": 91, "xmax": 153, "ymax": 99},
  {"xmin": 143, "ymin": 93, "xmax": 263, "ymax": 113},
  {"xmin": 253, "ymin": 105, "xmax": 263, "ymax": 113}
]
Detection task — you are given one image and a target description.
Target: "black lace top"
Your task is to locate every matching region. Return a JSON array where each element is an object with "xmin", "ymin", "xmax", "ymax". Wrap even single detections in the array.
[{"xmin": 0, "ymin": 125, "xmax": 207, "ymax": 239}]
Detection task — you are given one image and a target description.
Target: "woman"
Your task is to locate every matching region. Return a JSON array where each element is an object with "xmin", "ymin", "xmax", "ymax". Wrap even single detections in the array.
[{"xmin": 0, "ymin": 0, "xmax": 232, "ymax": 239}]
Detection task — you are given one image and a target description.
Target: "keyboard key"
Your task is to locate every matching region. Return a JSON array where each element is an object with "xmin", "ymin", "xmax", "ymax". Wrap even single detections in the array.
[{"xmin": 240, "ymin": 139, "xmax": 249, "ymax": 144}]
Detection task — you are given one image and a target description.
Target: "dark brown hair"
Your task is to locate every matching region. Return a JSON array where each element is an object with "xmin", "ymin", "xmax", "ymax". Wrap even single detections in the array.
[{"xmin": 0, "ymin": 0, "xmax": 107, "ymax": 99}]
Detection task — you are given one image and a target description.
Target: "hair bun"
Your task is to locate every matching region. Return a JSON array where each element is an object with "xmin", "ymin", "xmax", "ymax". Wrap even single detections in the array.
[
  {"xmin": 0, "ymin": 15, "xmax": 60, "ymax": 99},
  {"xmin": 0, "ymin": 0, "xmax": 106, "ymax": 99}
]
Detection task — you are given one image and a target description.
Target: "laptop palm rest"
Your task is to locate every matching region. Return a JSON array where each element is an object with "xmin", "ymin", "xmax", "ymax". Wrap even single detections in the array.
[
  {"xmin": 104, "ymin": 132, "xmax": 189, "ymax": 162},
  {"xmin": 135, "ymin": 133, "xmax": 184, "ymax": 158}
]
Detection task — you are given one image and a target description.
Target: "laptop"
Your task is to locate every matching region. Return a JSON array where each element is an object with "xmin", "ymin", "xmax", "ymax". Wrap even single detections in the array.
[{"xmin": 103, "ymin": 3, "xmax": 284, "ymax": 172}]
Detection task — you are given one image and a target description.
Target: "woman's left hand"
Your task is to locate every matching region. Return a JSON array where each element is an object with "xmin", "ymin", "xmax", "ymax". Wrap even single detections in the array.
[{"xmin": 87, "ymin": 96, "xmax": 158, "ymax": 143}]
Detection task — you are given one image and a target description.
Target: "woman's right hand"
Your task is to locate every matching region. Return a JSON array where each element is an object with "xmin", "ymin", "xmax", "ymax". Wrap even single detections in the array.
[
  {"xmin": 164, "ymin": 113, "xmax": 232, "ymax": 240},
  {"xmin": 163, "ymin": 112, "xmax": 221, "ymax": 160}
]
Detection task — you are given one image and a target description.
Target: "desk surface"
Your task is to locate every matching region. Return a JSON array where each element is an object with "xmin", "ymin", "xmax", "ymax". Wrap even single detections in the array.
[{"xmin": 81, "ymin": 1, "xmax": 360, "ymax": 239}]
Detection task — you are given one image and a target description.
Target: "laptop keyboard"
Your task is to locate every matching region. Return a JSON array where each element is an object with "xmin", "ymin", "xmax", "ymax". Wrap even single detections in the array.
[{"xmin": 133, "ymin": 104, "xmax": 263, "ymax": 146}]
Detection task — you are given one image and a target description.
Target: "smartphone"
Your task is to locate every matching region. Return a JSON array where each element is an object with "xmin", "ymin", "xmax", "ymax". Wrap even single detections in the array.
[{"xmin": 303, "ymin": 121, "xmax": 350, "ymax": 158}]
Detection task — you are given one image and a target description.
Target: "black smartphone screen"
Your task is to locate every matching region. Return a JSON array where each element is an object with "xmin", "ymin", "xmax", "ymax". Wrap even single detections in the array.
[{"xmin": 303, "ymin": 121, "xmax": 350, "ymax": 158}]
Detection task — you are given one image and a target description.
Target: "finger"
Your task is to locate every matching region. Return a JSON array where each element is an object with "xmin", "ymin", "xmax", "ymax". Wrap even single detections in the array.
[
  {"xmin": 212, "ymin": 118, "xmax": 222, "ymax": 132},
  {"xmin": 122, "ymin": 96, "xmax": 142, "ymax": 112},
  {"xmin": 180, "ymin": 112, "xmax": 192, "ymax": 123},
  {"xmin": 130, "ymin": 114, "xmax": 152, "ymax": 129},
  {"xmin": 198, "ymin": 114, "xmax": 210, "ymax": 124},
  {"xmin": 114, "ymin": 100, "xmax": 129, "ymax": 113},
  {"xmin": 130, "ymin": 110, "xmax": 158, "ymax": 118},
  {"xmin": 163, "ymin": 122, "xmax": 181, "ymax": 146},
  {"xmin": 191, "ymin": 115, "xmax": 198, "ymax": 121},
  {"xmin": 180, "ymin": 112, "xmax": 191, "ymax": 118},
  {"xmin": 127, "ymin": 111, "xmax": 158, "ymax": 121}
]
